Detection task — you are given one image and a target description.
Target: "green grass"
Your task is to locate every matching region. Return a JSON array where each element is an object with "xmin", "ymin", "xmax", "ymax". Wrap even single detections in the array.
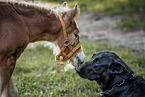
[
  {"xmin": 115, "ymin": 16, "xmax": 145, "ymax": 32},
  {"xmin": 13, "ymin": 41, "xmax": 145, "ymax": 96}
]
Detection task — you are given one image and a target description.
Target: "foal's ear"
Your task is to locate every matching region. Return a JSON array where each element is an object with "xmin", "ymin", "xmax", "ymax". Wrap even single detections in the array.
[
  {"xmin": 64, "ymin": 4, "xmax": 80, "ymax": 21},
  {"xmin": 60, "ymin": 2, "xmax": 67, "ymax": 7},
  {"xmin": 73, "ymin": 4, "xmax": 80, "ymax": 18}
]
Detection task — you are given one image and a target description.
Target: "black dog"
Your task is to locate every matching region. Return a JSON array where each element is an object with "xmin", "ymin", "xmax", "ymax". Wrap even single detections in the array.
[{"xmin": 76, "ymin": 52, "xmax": 145, "ymax": 97}]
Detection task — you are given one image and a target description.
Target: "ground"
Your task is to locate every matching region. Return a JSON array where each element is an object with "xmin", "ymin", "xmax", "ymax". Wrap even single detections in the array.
[{"xmin": 77, "ymin": 12, "xmax": 145, "ymax": 51}]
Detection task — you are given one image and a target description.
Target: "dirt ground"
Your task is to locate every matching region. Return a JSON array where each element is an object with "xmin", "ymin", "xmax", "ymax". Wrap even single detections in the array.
[{"xmin": 77, "ymin": 12, "xmax": 145, "ymax": 51}]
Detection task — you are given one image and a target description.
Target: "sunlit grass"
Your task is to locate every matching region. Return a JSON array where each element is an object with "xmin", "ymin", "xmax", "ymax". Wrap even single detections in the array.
[{"xmin": 13, "ymin": 41, "xmax": 145, "ymax": 96}]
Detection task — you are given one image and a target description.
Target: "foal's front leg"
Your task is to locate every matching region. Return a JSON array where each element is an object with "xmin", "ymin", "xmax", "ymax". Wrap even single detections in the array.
[
  {"xmin": 0, "ymin": 68, "xmax": 12, "ymax": 97},
  {"xmin": 0, "ymin": 76, "xmax": 17, "ymax": 97},
  {"xmin": 0, "ymin": 56, "xmax": 16, "ymax": 97},
  {"xmin": 8, "ymin": 76, "xmax": 18, "ymax": 97}
]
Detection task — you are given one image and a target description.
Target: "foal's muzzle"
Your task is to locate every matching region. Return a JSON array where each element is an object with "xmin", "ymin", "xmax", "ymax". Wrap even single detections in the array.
[{"xmin": 56, "ymin": 14, "xmax": 85, "ymax": 73}]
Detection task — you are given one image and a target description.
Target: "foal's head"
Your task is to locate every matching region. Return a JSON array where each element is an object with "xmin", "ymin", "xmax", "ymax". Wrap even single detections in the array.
[
  {"xmin": 52, "ymin": 3, "xmax": 85, "ymax": 67},
  {"xmin": 12, "ymin": 1, "xmax": 85, "ymax": 68},
  {"xmin": 12, "ymin": 1, "xmax": 85, "ymax": 69}
]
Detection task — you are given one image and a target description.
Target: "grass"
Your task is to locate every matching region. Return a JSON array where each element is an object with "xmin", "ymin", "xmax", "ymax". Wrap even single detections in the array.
[
  {"xmin": 13, "ymin": 41, "xmax": 145, "ymax": 97},
  {"xmin": 116, "ymin": 16, "xmax": 145, "ymax": 32}
]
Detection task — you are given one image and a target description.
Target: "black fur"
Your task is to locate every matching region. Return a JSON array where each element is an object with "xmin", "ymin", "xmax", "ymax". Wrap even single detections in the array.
[{"xmin": 76, "ymin": 52, "xmax": 145, "ymax": 97}]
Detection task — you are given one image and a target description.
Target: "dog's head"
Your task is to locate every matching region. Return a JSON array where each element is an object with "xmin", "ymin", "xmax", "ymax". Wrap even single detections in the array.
[{"xmin": 76, "ymin": 52, "xmax": 134, "ymax": 90}]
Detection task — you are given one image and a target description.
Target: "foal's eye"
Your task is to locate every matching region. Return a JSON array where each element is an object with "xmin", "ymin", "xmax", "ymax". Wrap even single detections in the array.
[
  {"xmin": 72, "ymin": 33, "xmax": 79, "ymax": 38},
  {"xmin": 74, "ymin": 33, "xmax": 78, "ymax": 37}
]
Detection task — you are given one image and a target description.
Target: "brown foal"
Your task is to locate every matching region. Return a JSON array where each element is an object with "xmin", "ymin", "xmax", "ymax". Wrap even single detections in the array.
[{"xmin": 0, "ymin": 1, "xmax": 85, "ymax": 97}]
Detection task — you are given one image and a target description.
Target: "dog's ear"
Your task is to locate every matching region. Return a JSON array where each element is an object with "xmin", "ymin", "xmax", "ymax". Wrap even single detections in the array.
[
  {"xmin": 109, "ymin": 62, "xmax": 124, "ymax": 74},
  {"xmin": 109, "ymin": 60, "xmax": 133, "ymax": 79}
]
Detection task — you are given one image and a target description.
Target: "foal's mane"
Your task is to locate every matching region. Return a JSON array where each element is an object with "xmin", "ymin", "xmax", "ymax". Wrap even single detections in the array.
[{"xmin": 0, "ymin": 0, "xmax": 70, "ymax": 14}]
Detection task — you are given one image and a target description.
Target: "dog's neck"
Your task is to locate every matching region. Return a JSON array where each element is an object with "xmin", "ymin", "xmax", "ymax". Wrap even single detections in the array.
[
  {"xmin": 102, "ymin": 75, "xmax": 141, "ymax": 97},
  {"xmin": 96, "ymin": 75, "xmax": 123, "ymax": 91},
  {"xmin": 105, "ymin": 78, "xmax": 125, "ymax": 92},
  {"xmin": 96, "ymin": 74, "xmax": 135, "ymax": 91}
]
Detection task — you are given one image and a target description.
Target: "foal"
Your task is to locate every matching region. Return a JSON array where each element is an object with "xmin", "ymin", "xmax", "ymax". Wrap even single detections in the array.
[{"xmin": 0, "ymin": 1, "xmax": 85, "ymax": 97}]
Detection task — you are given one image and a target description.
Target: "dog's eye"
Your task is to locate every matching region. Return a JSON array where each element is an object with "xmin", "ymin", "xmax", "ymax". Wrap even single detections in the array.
[
  {"xmin": 96, "ymin": 61, "xmax": 99, "ymax": 65},
  {"xmin": 94, "ymin": 58, "xmax": 99, "ymax": 65}
]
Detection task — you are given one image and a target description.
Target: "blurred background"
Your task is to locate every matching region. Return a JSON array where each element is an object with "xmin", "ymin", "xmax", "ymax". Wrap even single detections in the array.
[{"xmin": 24, "ymin": 0, "xmax": 145, "ymax": 51}]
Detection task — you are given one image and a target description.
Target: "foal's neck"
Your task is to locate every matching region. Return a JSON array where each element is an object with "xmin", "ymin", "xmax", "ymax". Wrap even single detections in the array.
[{"xmin": 15, "ymin": 6, "xmax": 61, "ymax": 42}]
